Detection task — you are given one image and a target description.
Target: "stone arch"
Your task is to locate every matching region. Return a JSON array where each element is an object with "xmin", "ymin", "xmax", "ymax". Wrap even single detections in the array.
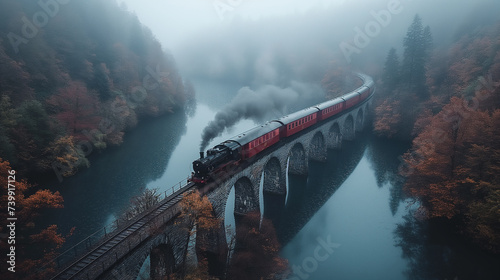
[
  {"xmin": 116, "ymin": 234, "xmax": 175, "ymax": 280},
  {"xmin": 328, "ymin": 122, "xmax": 342, "ymax": 149},
  {"xmin": 309, "ymin": 131, "xmax": 327, "ymax": 162},
  {"xmin": 150, "ymin": 243, "xmax": 176, "ymax": 279},
  {"xmin": 343, "ymin": 114, "xmax": 355, "ymax": 141},
  {"xmin": 263, "ymin": 157, "xmax": 284, "ymax": 195},
  {"xmin": 288, "ymin": 143, "xmax": 307, "ymax": 175},
  {"xmin": 234, "ymin": 177, "xmax": 259, "ymax": 216},
  {"xmin": 356, "ymin": 108, "xmax": 364, "ymax": 132}
]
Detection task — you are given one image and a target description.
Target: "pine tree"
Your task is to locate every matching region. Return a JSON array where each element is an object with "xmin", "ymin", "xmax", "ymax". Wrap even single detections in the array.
[
  {"xmin": 383, "ymin": 48, "xmax": 401, "ymax": 91},
  {"xmin": 402, "ymin": 14, "xmax": 433, "ymax": 97}
]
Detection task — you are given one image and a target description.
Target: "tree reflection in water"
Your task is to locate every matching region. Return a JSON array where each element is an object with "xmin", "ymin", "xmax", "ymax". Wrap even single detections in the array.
[{"xmin": 394, "ymin": 210, "xmax": 500, "ymax": 280}]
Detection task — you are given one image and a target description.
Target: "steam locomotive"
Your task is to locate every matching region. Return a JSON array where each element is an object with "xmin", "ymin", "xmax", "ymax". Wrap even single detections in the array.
[{"xmin": 191, "ymin": 73, "xmax": 375, "ymax": 184}]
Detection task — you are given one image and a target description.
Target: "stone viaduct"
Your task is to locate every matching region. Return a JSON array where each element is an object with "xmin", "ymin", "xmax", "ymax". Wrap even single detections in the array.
[{"xmin": 50, "ymin": 79, "xmax": 373, "ymax": 280}]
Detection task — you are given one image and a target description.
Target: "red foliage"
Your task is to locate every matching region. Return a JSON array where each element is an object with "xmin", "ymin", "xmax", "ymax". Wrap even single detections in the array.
[{"xmin": 47, "ymin": 81, "xmax": 101, "ymax": 139}]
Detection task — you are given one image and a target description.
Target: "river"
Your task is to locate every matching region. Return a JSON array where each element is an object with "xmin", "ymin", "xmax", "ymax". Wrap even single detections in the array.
[{"xmin": 41, "ymin": 84, "xmax": 500, "ymax": 279}]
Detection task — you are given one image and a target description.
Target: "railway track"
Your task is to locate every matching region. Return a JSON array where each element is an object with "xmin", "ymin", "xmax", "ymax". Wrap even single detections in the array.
[{"xmin": 50, "ymin": 182, "xmax": 195, "ymax": 280}]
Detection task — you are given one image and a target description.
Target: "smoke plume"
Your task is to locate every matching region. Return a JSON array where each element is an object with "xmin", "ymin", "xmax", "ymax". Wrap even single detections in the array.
[{"xmin": 200, "ymin": 81, "xmax": 324, "ymax": 152}]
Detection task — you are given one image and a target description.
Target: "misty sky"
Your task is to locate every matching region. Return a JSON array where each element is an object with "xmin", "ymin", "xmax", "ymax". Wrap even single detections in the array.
[
  {"xmin": 116, "ymin": 0, "xmax": 499, "ymax": 96},
  {"xmin": 117, "ymin": 0, "xmax": 346, "ymax": 49}
]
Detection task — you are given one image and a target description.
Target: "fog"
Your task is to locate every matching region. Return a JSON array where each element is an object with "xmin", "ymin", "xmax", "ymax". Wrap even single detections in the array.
[
  {"xmin": 118, "ymin": 0, "xmax": 500, "ymax": 148},
  {"xmin": 119, "ymin": 0, "xmax": 499, "ymax": 79}
]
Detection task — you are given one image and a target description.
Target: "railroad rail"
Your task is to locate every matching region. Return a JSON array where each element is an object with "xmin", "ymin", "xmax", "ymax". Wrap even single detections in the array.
[{"xmin": 49, "ymin": 179, "xmax": 195, "ymax": 280}]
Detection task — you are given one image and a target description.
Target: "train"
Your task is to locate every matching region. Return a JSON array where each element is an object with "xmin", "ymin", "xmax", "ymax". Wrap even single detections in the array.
[{"xmin": 191, "ymin": 73, "xmax": 375, "ymax": 184}]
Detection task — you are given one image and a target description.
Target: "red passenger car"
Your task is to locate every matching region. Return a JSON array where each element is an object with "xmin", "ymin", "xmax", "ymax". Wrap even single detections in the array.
[
  {"xmin": 316, "ymin": 98, "xmax": 344, "ymax": 121},
  {"xmin": 342, "ymin": 91, "xmax": 361, "ymax": 110},
  {"xmin": 274, "ymin": 107, "xmax": 320, "ymax": 137},
  {"xmin": 229, "ymin": 122, "xmax": 282, "ymax": 159}
]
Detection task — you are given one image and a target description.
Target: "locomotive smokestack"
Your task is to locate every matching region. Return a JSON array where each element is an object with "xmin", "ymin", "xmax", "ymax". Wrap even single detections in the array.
[{"xmin": 200, "ymin": 151, "xmax": 204, "ymax": 159}]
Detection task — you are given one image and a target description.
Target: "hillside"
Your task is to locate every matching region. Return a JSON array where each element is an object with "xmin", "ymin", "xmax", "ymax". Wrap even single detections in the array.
[{"xmin": 0, "ymin": 0, "xmax": 194, "ymax": 181}]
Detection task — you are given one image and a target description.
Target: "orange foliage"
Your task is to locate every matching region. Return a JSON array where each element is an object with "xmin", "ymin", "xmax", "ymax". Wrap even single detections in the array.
[
  {"xmin": 179, "ymin": 191, "xmax": 220, "ymax": 232},
  {"xmin": 403, "ymin": 97, "xmax": 488, "ymax": 218},
  {"xmin": 402, "ymin": 97, "xmax": 500, "ymax": 251},
  {"xmin": 374, "ymin": 99, "xmax": 401, "ymax": 138},
  {"xmin": 0, "ymin": 159, "xmax": 68, "ymax": 279},
  {"xmin": 44, "ymin": 135, "xmax": 88, "ymax": 178}
]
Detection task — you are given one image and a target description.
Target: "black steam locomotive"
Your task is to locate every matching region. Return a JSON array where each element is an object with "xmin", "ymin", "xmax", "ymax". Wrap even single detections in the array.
[{"xmin": 191, "ymin": 73, "xmax": 375, "ymax": 184}]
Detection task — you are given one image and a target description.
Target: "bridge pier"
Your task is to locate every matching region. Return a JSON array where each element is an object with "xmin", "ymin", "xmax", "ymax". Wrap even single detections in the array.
[
  {"xmin": 97, "ymin": 221, "xmax": 191, "ymax": 280},
  {"xmin": 343, "ymin": 114, "xmax": 355, "ymax": 141},
  {"xmin": 309, "ymin": 131, "xmax": 327, "ymax": 162},
  {"xmin": 288, "ymin": 143, "xmax": 308, "ymax": 175},
  {"xmin": 150, "ymin": 244, "xmax": 175, "ymax": 279},
  {"xmin": 327, "ymin": 122, "xmax": 342, "ymax": 149}
]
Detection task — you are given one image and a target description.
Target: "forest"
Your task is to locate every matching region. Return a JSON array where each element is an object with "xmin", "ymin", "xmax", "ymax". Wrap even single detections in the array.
[
  {"xmin": 0, "ymin": 0, "xmax": 193, "ymax": 278},
  {"xmin": 0, "ymin": 0, "xmax": 194, "ymax": 182},
  {"xmin": 372, "ymin": 15, "xmax": 500, "ymax": 253},
  {"xmin": 1, "ymin": 0, "xmax": 499, "ymax": 278}
]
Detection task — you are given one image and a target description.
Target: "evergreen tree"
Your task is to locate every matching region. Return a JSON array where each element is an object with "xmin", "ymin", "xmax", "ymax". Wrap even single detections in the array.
[
  {"xmin": 422, "ymin": 26, "xmax": 433, "ymax": 54},
  {"xmin": 402, "ymin": 15, "xmax": 433, "ymax": 97},
  {"xmin": 383, "ymin": 48, "xmax": 401, "ymax": 91}
]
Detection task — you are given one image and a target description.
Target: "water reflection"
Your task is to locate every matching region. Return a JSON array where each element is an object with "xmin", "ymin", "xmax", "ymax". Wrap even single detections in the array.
[
  {"xmin": 281, "ymin": 134, "xmax": 409, "ymax": 280},
  {"xmin": 395, "ymin": 212, "xmax": 500, "ymax": 280},
  {"xmin": 278, "ymin": 134, "xmax": 369, "ymax": 244},
  {"xmin": 281, "ymin": 134, "xmax": 500, "ymax": 280},
  {"xmin": 43, "ymin": 110, "xmax": 188, "ymax": 246},
  {"xmin": 366, "ymin": 136, "xmax": 409, "ymax": 216}
]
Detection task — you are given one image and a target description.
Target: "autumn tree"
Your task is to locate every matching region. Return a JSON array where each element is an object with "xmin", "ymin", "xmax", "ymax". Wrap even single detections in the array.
[
  {"xmin": 374, "ymin": 99, "xmax": 401, "ymax": 138},
  {"xmin": 0, "ymin": 159, "xmax": 70, "ymax": 280},
  {"xmin": 175, "ymin": 191, "xmax": 222, "ymax": 279},
  {"xmin": 402, "ymin": 97, "xmax": 500, "ymax": 252},
  {"xmin": 402, "ymin": 97, "xmax": 486, "ymax": 217},
  {"xmin": 47, "ymin": 81, "xmax": 101, "ymax": 139},
  {"xmin": 44, "ymin": 136, "xmax": 89, "ymax": 180},
  {"xmin": 0, "ymin": 0, "xmax": 192, "ymax": 181},
  {"xmin": 227, "ymin": 212, "xmax": 288, "ymax": 280}
]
